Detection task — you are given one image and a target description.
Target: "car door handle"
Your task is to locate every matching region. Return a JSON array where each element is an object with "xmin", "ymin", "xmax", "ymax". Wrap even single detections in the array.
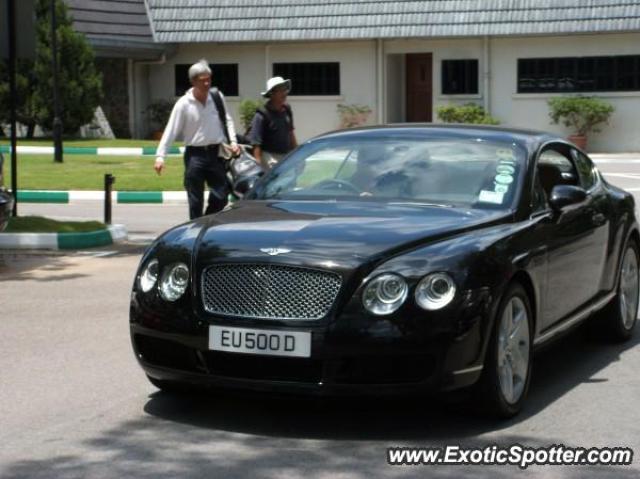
[{"xmin": 592, "ymin": 213, "xmax": 606, "ymax": 226}]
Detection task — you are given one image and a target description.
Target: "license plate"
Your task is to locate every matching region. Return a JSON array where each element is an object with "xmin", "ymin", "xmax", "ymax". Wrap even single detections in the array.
[{"xmin": 209, "ymin": 326, "xmax": 311, "ymax": 358}]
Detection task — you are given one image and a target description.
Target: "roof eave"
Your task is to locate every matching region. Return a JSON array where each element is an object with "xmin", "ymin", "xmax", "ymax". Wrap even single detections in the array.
[{"xmin": 85, "ymin": 37, "xmax": 177, "ymax": 60}]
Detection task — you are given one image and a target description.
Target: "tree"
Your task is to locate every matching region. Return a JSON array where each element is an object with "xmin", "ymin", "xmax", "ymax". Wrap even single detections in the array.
[
  {"xmin": 0, "ymin": 0, "xmax": 103, "ymax": 138},
  {"xmin": 547, "ymin": 96, "xmax": 614, "ymax": 136},
  {"xmin": 0, "ymin": 59, "xmax": 38, "ymax": 138},
  {"xmin": 33, "ymin": 0, "xmax": 102, "ymax": 135}
]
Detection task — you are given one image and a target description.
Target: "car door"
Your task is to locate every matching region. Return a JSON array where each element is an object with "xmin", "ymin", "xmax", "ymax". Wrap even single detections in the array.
[
  {"xmin": 537, "ymin": 143, "xmax": 609, "ymax": 328},
  {"xmin": 571, "ymin": 148, "xmax": 611, "ymax": 294}
]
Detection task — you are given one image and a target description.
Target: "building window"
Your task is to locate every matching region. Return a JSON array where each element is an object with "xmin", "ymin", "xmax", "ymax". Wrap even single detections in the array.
[
  {"xmin": 174, "ymin": 63, "xmax": 239, "ymax": 96},
  {"xmin": 272, "ymin": 62, "xmax": 340, "ymax": 95},
  {"xmin": 518, "ymin": 55, "xmax": 640, "ymax": 93},
  {"xmin": 441, "ymin": 59, "xmax": 479, "ymax": 94}
]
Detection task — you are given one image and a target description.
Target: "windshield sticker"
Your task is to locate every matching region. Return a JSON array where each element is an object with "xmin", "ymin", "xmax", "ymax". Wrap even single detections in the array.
[
  {"xmin": 479, "ymin": 190, "xmax": 505, "ymax": 204},
  {"xmin": 496, "ymin": 164, "xmax": 515, "ymax": 175},
  {"xmin": 484, "ymin": 151, "xmax": 518, "ymax": 201},
  {"xmin": 495, "ymin": 174, "xmax": 514, "ymax": 185}
]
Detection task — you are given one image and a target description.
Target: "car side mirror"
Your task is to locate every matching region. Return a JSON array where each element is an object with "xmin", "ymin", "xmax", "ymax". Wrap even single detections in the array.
[{"xmin": 549, "ymin": 184, "xmax": 587, "ymax": 211}]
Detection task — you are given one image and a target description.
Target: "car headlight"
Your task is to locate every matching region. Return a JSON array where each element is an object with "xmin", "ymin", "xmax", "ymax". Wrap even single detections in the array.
[
  {"xmin": 415, "ymin": 273, "xmax": 456, "ymax": 310},
  {"xmin": 362, "ymin": 273, "xmax": 408, "ymax": 315},
  {"xmin": 139, "ymin": 258, "xmax": 159, "ymax": 293},
  {"xmin": 159, "ymin": 263, "xmax": 190, "ymax": 302}
]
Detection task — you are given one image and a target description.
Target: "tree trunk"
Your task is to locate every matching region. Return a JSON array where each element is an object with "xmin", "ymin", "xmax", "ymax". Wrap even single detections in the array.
[{"xmin": 26, "ymin": 123, "xmax": 36, "ymax": 139}]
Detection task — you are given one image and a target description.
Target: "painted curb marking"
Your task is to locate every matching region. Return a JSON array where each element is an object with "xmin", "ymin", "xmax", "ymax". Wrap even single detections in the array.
[
  {"xmin": 57, "ymin": 229, "xmax": 113, "ymax": 249},
  {"xmin": 117, "ymin": 191, "xmax": 163, "ymax": 203},
  {"xmin": 0, "ymin": 145, "xmax": 183, "ymax": 156},
  {"xmin": 16, "ymin": 191, "xmax": 187, "ymax": 203},
  {"xmin": 17, "ymin": 191, "xmax": 69, "ymax": 203},
  {"xmin": 0, "ymin": 224, "xmax": 128, "ymax": 250}
]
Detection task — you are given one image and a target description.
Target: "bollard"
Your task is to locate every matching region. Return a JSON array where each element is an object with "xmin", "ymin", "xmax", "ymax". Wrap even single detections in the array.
[{"xmin": 104, "ymin": 173, "xmax": 115, "ymax": 224}]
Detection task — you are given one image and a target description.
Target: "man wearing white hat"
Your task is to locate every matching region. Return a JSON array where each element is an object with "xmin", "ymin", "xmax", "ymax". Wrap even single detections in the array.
[{"xmin": 249, "ymin": 76, "xmax": 298, "ymax": 168}]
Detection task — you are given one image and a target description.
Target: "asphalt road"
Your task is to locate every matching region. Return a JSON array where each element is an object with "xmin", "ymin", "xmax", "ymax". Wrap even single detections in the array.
[{"xmin": 1, "ymin": 160, "xmax": 640, "ymax": 478}]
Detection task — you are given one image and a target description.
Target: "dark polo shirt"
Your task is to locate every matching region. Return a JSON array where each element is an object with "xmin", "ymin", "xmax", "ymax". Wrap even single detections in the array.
[{"xmin": 249, "ymin": 104, "xmax": 294, "ymax": 154}]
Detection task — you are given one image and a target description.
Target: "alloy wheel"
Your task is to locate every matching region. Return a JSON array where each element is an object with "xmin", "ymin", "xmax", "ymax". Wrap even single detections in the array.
[
  {"xmin": 619, "ymin": 246, "xmax": 640, "ymax": 330},
  {"xmin": 497, "ymin": 296, "xmax": 530, "ymax": 405}
]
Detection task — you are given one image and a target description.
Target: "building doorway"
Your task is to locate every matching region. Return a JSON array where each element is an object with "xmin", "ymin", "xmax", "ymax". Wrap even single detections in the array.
[{"xmin": 406, "ymin": 53, "xmax": 433, "ymax": 122}]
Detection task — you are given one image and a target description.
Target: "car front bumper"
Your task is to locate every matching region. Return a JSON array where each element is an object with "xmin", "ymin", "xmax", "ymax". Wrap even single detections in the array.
[{"xmin": 130, "ymin": 290, "xmax": 490, "ymax": 396}]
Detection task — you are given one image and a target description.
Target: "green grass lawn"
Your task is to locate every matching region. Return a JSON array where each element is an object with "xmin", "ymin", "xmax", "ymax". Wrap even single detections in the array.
[
  {"xmin": 3, "ymin": 153, "xmax": 184, "ymax": 191},
  {"xmin": 0, "ymin": 138, "xmax": 161, "ymax": 148},
  {"xmin": 0, "ymin": 138, "xmax": 351, "ymax": 191},
  {"xmin": 0, "ymin": 138, "xmax": 186, "ymax": 190}
]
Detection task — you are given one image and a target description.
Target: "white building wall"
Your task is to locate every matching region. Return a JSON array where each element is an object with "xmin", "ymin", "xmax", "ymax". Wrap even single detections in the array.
[
  {"xmin": 147, "ymin": 43, "xmax": 265, "ymax": 135},
  {"xmin": 385, "ymin": 54, "xmax": 405, "ymax": 123},
  {"xmin": 147, "ymin": 41, "xmax": 378, "ymax": 143},
  {"xmin": 269, "ymin": 41, "xmax": 377, "ymax": 141},
  {"xmin": 491, "ymin": 33, "xmax": 640, "ymax": 152},
  {"xmin": 143, "ymin": 34, "xmax": 640, "ymax": 151},
  {"xmin": 385, "ymin": 38, "xmax": 486, "ymax": 119}
]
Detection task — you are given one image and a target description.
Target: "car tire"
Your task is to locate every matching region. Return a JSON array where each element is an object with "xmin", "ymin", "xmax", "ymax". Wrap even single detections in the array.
[
  {"xmin": 478, "ymin": 283, "xmax": 533, "ymax": 418},
  {"xmin": 598, "ymin": 240, "xmax": 640, "ymax": 342}
]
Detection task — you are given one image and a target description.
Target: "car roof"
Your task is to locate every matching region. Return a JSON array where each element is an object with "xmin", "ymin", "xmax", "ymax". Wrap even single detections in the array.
[{"xmin": 311, "ymin": 124, "xmax": 559, "ymax": 154}]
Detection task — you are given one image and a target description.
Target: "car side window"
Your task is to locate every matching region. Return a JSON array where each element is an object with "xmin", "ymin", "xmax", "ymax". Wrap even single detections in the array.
[
  {"xmin": 571, "ymin": 149, "xmax": 598, "ymax": 190},
  {"xmin": 536, "ymin": 146, "xmax": 579, "ymax": 200},
  {"xmin": 531, "ymin": 172, "xmax": 548, "ymax": 212},
  {"xmin": 538, "ymin": 149, "xmax": 577, "ymax": 182}
]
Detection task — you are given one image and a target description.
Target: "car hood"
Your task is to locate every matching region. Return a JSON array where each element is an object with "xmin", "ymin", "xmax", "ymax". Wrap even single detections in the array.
[{"xmin": 193, "ymin": 200, "xmax": 510, "ymax": 268}]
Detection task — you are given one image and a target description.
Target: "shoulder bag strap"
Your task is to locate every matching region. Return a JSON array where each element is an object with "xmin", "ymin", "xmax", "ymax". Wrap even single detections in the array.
[{"xmin": 209, "ymin": 88, "xmax": 230, "ymax": 143}]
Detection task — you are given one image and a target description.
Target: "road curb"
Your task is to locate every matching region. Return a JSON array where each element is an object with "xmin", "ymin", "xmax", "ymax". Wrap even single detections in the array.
[
  {"xmin": 16, "ymin": 190, "xmax": 187, "ymax": 203},
  {"xmin": 0, "ymin": 224, "xmax": 128, "ymax": 250},
  {"xmin": 0, "ymin": 145, "xmax": 184, "ymax": 156}
]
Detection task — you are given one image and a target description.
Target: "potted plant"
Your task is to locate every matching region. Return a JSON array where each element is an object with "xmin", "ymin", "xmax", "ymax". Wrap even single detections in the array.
[
  {"xmin": 436, "ymin": 103, "xmax": 500, "ymax": 124},
  {"xmin": 547, "ymin": 96, "xmax": 614, "ymax": 150},
  {"xmin": 146, "ymin": 99, "xmax": 174, "ymax": 140},
  {"xmin": 238, "ymin": 98, "xmax": 263, "ymax": 130},
  {"xmin": 337, "ymin": 104, "xmax": 372, "ymax": 128}
]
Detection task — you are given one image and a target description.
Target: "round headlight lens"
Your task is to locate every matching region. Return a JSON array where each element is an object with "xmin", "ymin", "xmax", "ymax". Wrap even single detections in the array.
[
  {"xmin": 362, "ymin": 273, "xmax": 408, "ymax": 315},
  {"xmin": 139, "ymin": 258, "xmax": 159, "ymax": 293},
  {"xmin": 415, "ymin": 273, "xmax": 456, "ymax": 310},
  {"xmin": 159, "ymin": 263, "xmax": 190, "ymax": 302}
]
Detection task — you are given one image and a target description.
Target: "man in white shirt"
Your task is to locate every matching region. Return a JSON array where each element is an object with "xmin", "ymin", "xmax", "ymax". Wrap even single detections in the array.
[{"xmin": 154, "ymin": 59, "xmax": 240, "ymax": 219}]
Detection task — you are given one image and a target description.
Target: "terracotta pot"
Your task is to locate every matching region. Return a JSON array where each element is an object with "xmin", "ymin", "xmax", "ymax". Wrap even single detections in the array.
[
  {"xmin": 568, "ymin": 134, "xmax": 587, "ymax": 151},
  {"xmin": 151, "ymin": 130, "xmax": 164, "ymax": 141}
]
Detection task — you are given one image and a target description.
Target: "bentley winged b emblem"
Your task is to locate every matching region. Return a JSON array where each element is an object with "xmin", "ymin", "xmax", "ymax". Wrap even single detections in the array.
[{"xmin": 260, "ymin": 247, "xmax": 292, "ymax": 256}]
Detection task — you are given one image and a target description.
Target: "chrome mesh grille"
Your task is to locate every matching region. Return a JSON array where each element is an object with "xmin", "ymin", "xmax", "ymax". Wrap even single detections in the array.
[{"xmin": 201, "ymin": 264, "xmax": 342, "ymax": 320}]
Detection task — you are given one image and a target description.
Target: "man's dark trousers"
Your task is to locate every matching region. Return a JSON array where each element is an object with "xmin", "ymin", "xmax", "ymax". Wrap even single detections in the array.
[{"xmin": 183, "ymin": 145, "xmax": 228, "ymax": 219}]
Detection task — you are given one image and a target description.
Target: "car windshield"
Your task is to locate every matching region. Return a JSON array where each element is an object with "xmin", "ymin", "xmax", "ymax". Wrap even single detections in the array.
[{"xmin": 249, "ymin": 136, "xmax": 527, "ymax": 209}]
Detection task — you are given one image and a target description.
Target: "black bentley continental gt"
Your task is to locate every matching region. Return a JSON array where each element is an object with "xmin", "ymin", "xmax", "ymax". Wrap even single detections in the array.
[{"xmin": 130, "ymin": 125, "xmax": 639, "ymax": 417}]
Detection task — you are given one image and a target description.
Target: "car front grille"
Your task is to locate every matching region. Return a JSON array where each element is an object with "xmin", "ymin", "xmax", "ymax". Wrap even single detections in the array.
[{"xmin": 201, "ymin": 263, "xmax": 342, "ymax": 320}]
